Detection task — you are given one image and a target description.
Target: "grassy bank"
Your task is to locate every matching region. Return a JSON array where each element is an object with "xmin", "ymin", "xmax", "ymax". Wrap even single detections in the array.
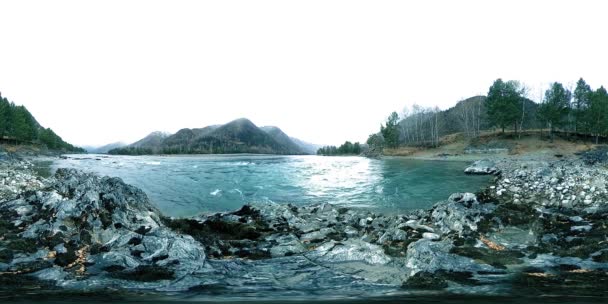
[{"xmin": 383, "ymin": 131, "xmax": 595, "ymax": 161}]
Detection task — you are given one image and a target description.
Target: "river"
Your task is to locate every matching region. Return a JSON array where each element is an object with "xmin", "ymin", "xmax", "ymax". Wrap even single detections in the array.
[{"xmin": 51, "ymin": 154, "xmax": 491, "ymax": 217}]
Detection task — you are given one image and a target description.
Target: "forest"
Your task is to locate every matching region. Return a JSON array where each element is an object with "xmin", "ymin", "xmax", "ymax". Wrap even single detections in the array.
[
  {"xmin": 371, "ymin": 78, "xmax": 608, "ymax": 150},
  {"xmin": 0, "ymin": 93, "xmax": 84, "ymax": 152},
  {"xmin": 316, "ymin": 141, "xmax": 362, "ymax": 156}
]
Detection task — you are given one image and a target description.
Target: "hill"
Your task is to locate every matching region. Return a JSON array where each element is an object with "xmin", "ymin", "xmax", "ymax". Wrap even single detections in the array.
[
  {"xmin": 260, "ymin": 126, "xmax": 307, "ymax": 155},
  {"xmin": 131, "ymin": 131, "xmax": 170, "ymax": 151},
  {"xmin": 0, "ymin": 92, "xmax": 84, "ymax": 152},
  {"xmin": 85, "ymin": 142, "xmax": 126, "ymax": 154},
  {"xmin": 395, "ymin": 95, "xmax": 540, "ymax": 147},
  {"xmin": 109, "ymin": 118, "xmax": 311, "ymax": 155},
  {"xmin": 289, "ymin": 137, "xmax": 321, "ymax": 155}
]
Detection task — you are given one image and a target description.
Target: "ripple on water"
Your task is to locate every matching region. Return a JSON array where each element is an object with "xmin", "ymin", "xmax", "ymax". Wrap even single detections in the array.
[{"xmin": 52, "ymin": 154, "xmax": 491, "ymax": 217}]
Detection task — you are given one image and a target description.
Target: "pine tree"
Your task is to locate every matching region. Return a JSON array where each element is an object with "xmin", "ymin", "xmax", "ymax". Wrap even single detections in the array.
[
  {"xmin": 538, "ymin": 82, "xmax": 571, "ymax": 141},
  {"xmin": 381, "ymin": 112, "xmax": 400, "ymax": 148},
  {"xmin": 587, "ymin": 86, "xmax": 608, "ymax": 144},
  {"xmin": 0, "ymin": 96, "xmax": 9, "ymax": 137},
  {"xmin": 486, "ymin": 79, "xmax": 525, "ymax": 134},
  {"xmin": 573, "ymin": 78, "xmax": 592, "ymax": 133}
]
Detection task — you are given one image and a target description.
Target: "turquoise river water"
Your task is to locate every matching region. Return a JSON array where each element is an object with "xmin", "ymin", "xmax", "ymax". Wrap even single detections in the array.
[{"xmin": 52, "ymin": 154, "xmax": 491, "ymax": 217}]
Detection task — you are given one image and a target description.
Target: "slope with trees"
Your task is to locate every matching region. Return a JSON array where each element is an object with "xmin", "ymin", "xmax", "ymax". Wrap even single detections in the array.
[
  {"xmin": 369, "ymin": 77, "xmax": 608, "ymax": 153},
  {"xmin": 0, "ymin": 92, "xmax": 84, "ymax": 152},
  {"xmin": 109, "ymin": 118, "xmax": 311, "ymax": 155}
]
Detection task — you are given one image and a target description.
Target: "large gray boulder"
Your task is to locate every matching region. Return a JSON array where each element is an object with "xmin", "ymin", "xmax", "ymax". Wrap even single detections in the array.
[
  {"xmin": 405, "ymin": 239, "xmax": 496, "ymax": 277},
  {"xmin": 431, "ymin": 193, "xmax": 496, "ymax": 236},
  {"xmin": 0, "ymin": 169, "xmax": 209, "ymax": 290},
  {"xmin": 464, "ymin": 159, "xmax": 500, "ymax": 175}
]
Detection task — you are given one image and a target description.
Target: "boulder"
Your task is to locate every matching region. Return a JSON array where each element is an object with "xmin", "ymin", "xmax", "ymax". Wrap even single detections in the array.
[
  {"xmin": 0, "ymin": 169, "xmax": 208, "ymax": 290},
  {"xmin": 464, "ymin": 160, "xmax": 500, "ymax": 175},
  {"xmin": 431, "ymin": 193, "xmax": 496, "ymax": 236}
]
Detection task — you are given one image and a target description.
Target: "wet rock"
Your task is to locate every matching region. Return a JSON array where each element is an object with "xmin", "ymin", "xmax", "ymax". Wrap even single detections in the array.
[
  {"xmin": 111, "ymin": 265, "xmax": 175, "ymax": 282},
  {"xmin": 431, "ymin": 193, "xmax": 496, "ymax": 236},
  {"xmin": 268, "ymin": 234, "xmax": 305, "ymax": 257},
  {"xmin": 300, "ymin": 227, "xmax": 337, "ymax": 243},
  {"xmin": 402, "ymin": 220, "xmax": 434, "ymax": 232},
  {"xmin": 307, "ymin": 239, "xmax": 391, "ymax": 265},
  {"xmin": 422, "ymin": 232, "xmax": 440, "ymax": 241},
  {"xmin": 514, "ymin": 268, "xmax": 608, "ymax": 297},
  {"xmin": 464, "ymin": 160, "xmax": 500, "ymax": 175},
  {"xmin": 0, "ymin": 168, "xmax": 207, "ymax": 290},
  {"xmin": 32, "ymin": 266, "xmax": 68, "ymax": 282},
  {"xmin": 405, "ymin": 239, "xmax": 497, "ymax": 277},
  {"xmin": 450, "ymin": 246, "xmax": 524, "ymax": 269},
  {"xmin": 402, "ymin": 271, "xmax": 448, "ymax": 289},
  {"xmin": 2, "ymin": 156, "xmax": 608, "ymax": 298},
  {"xmin": 378, "ymin": 228, "xmax": 408, "ymax": 244}
]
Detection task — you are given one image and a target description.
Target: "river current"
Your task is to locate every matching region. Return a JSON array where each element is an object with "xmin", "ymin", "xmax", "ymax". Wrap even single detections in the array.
[{"xmin": 52, "ymin": 154, "xmax": 490, "ymax": 217}]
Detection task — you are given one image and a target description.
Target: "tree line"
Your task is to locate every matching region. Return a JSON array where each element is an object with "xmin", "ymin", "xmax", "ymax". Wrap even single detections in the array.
[
  {"xmin": 317, "ymin": 141, "xmax": 362, "ymax": 156},
  {"xmin": 368, "ymin": 77, "xmax": 608, "ymax": 150},
  {"xmin": 0, "ymin": 92, "xmax": 84, "ymax": 151}
]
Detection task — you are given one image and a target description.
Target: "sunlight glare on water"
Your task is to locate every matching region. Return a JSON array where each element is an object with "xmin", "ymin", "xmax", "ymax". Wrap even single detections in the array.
[{"xmin": 53, "ymin": 154, "xmax": 490, "ymax": 217}]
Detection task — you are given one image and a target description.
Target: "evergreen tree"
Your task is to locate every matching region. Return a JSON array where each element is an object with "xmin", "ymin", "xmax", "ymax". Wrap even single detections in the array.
[
  {"xmin": 11, "ymin": 106, "xmax": 37, "ymax": 141},
  {"xmin": 587, "ymin": 86, "xmax": 608, "ymax": 144},
  {"xmin": 573, "ymin": 78, "xmax": 592, "ymax": 133},
  {"xmin": 538, "ymin": 82, "xmax": 571, "ymax": 141},
  {"xmin": 486, "ymin": 79, "xmax": 525, "ymax": 134},
  {"xmin": 367, "ymin": 133, "xmax": 384, "ymax": 152},
  {"xmin": 316, "ymin": 141, "xmax": 362, "ymax": 156},
  {"xmin": 353, "ymin": 142, "xmax": 361, "ymax": 154},
  {"xmin": 0, "ymin": 96, "xmax": 9, "ymax": 137},
  {"xmin": 0, "ymin": 92, "xmax": 83, "ymax": 151},
  {"xmin": 39, "ymin": 128, "xmax": 60, "ymax": 149},
  {"xmin": 381, "ymin": 112, "xmax": 400, "ymax": 148}
]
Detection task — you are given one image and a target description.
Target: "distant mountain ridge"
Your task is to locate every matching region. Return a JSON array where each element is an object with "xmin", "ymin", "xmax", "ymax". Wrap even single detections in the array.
[
  {"xmin": 84, "ymin": 142, "xmax": 126, "ymax": 154},
  {"xmin": 108, "ymin": 118, "xmax": 315, "ymax": 155}
]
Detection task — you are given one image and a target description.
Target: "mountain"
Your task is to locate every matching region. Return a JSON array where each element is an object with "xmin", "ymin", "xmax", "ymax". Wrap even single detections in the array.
[
  {"xmin": 131, "ymin": 131, "xmax": 170, "ymax": 150},
  {"xmin": 289, "ymin": 137, "xmax": 322, "ymax": 155},
  {"xmin": 0, "ymin": 92, "xmax": 84, "ymax": 152},
  {"xmin": 108, "ymin": 118, "xmax": 311, "ymax": 155},
  {"xmin": 85, "ymin": 142, "xmax": 127, "ymax": 154},
  {"xmin": 260, "ymin": 126, "xmax": 307, "ymax": 155}
]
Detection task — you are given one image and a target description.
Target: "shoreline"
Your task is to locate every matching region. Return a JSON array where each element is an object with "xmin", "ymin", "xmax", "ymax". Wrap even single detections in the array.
[{"xmin": 1, "ymin": 150, "xmax": 607, "ymax": 301}]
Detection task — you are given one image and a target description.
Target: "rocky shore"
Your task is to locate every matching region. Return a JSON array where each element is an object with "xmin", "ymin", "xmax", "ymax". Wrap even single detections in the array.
[{"xmin": 0, "ymin": 153, "xmax": 607, "ymax": 299}]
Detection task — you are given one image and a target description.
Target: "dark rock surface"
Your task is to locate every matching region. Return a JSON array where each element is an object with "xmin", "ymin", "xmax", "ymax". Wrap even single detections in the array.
[{"xmin": 579, "ymin": 145, "xmax": 608, "ymax": 165}]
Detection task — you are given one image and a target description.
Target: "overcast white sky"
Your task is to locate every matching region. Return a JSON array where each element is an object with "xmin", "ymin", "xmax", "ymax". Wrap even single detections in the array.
[{"xmin": 1, "ymin": 0, "xmax": 607, "ymax": 147}]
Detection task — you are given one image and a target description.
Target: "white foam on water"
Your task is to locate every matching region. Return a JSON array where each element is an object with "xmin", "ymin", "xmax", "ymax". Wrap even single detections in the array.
[{"xmin": 210, "ymin": 189, "xmax": 222, "ymax": 196}]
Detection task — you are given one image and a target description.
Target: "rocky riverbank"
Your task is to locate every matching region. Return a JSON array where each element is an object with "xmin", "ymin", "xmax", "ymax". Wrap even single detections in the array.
[{"xmin": 0, "ymin": 154, "xmax": 607, "ymax": 299}]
